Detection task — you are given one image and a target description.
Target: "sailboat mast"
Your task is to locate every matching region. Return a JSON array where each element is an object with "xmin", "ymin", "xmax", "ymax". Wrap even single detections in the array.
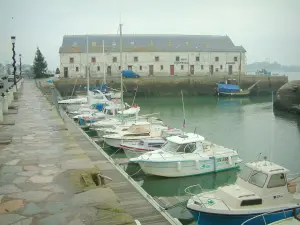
[
  {"xmin": 181, "ymin": 90, "xmax": 186, "ymax": 133},
  {"xmin": 120, "ymin": 23, "xmax": 124, "ymax": 121},
  {"xmin": 102, "ymin": 40, "xmax": 106, "ymax": 84},
  {"xmin": 238, "ymin": 51, "xmax": 241, "ymax": 86},
  {"xmin": 86, "ymin": 35, "xmax": 90, "ymax": 104}
]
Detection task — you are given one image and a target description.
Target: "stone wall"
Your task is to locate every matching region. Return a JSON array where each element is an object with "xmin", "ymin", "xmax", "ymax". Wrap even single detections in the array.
[
  {"xmin": 53, "ymin": 75, "xmax": 288, "ymax": 97},
  {"xmin": 273, "ymin": 80, "xmax": 300, "ymax": 114}
]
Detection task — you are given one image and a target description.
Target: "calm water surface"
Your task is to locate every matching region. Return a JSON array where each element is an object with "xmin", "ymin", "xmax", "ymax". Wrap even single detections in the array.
[
  {"xmin": 85, "ymin": 72, "xmax": 300, "ymax": 224},
  {"xmin": 114, "ymin": 95, "xmax": 300, "ymax": 224}
]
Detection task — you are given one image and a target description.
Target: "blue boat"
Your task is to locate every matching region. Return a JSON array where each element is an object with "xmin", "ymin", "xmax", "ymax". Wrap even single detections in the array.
[
  {"xmin": 186, "ymin": 158, "xmax": 300, "ymax": 225},
  {"xmin": 215, "ymin": 79, "xmax": 260, "ymax": 97}
]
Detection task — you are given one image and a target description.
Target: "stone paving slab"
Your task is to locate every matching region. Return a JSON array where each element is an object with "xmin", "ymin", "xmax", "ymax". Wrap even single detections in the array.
[{"xmin": 0, "ymin": 81, "xmax": 137, "ymax": 225}]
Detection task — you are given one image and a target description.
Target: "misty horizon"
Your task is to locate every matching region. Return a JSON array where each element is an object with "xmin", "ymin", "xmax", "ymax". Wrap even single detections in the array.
[{"xmin": 1, "ymin": 0, "xmax": 300, "ymax": 70}]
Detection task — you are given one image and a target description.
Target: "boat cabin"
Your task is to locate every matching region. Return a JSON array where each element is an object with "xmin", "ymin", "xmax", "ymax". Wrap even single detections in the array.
[
  {"xmin": 216, "ymin": 160, "xmax": 294, "ymax": 209},
  {"xmin": 161, "ymin": 133, "xmax": 205, "ymax": 154},
  {"xmin": 137, "ymin": 138, "xmax": 166, "ymax": 149}
]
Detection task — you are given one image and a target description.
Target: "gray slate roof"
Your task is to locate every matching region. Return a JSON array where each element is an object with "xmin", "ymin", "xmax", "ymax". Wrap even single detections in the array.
[{"xmin": 59, "ymin": 34, "xmax": 246, "ymax": 53}]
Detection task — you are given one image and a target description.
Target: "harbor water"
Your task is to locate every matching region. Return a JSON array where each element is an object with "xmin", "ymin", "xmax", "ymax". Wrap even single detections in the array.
[{"xmin": 88, "ymin": 94, "xmax": 300, "ymax": 225}]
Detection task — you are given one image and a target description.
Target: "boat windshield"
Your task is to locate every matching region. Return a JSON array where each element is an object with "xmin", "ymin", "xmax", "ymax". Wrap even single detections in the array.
[
  {"xmin": 239, "ymin": 166, "xmax": 253, "ymax": 181},
  {"xmin": 248, "ymin": 170, "xmax": 268, "ymax": 188},
  {"xmin": 162, "ymin": 142, "xmax": 196, "ymax": 153},
  {"xmin": 161, "ymin": 141, "xmax": 179, "ymax": 153}
]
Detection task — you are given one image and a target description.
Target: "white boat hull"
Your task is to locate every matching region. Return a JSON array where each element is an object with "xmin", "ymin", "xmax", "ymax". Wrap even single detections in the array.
[
  {"xmin": 104, "ymin": 138, "xmax": 122, "ymax": 148},
  {"xmin": 123, "ymin": 147, "xmax": 150, "ymax": 159},
  {"xmin": 135, "ymin": 156, "xmax": 241, "ymax": 177}
]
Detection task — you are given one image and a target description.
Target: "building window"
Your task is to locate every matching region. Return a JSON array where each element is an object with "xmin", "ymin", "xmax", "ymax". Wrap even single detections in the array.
[
  {"xmin": 216, "ymin": 68, "xmax": 219, "ymax": 72},
  {"xmin": 196, "ymin": 56, "xmax": 200, "ymax": 62},
  {"xmin": 69, "ymin": 57, "xmax": 74, "ymax": 63},
  {"xmin": 215, "ymin": 57, "xmax": 219, "ymax": 62},
  {"xmin": 176, "ymin": 56, "xmax": 180, "ymax": 62},
  {"xmin": 76, "ymin": 67, "xmax": 79, "ymax": 72},
  {"xmin": 91, "ymin": 57, "xmax": 96, "ymax": 63},
  {"xmin": 160, "ymin": 65, "xmax": 163, "ymax": 70},
  {"xmin": 113, "ymin": 57, "xmax": 117, "ymax": 62},
  {"xmin": 134, "ymin": 57, "xmax": 138, "ymax": 62},
  {"xmin": 234, "ymin": 57, "xmax": 238, "ymax": 62},
  {"xmin": 181, "ymin": 65, "xmax": 184, "ymax": 70},
  {"xmin": 97, "ymin": 66, "xmax": 100, "ymax": 71},
  {"xmin": 201, "ymin": 65, "xmax": 204, "ymax": 70},
  {"xmin": 155, "ymin": 56, "xmax": 159, "ymax": 62},
  {"xmin": 118, "ymin": 66, "xmax": 121, "ymax": 70},
  {"xmin": 140, "ymin": 66, "xmax": 142, "ymax": 71},
  {"xmin": 220, "ymin": 65, "xmax": 223, "ymax": 70}
]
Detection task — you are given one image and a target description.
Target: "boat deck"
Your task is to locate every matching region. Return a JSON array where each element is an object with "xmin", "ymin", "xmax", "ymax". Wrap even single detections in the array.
[{"xmin": 62, "ymin": 107, "xmax": 180, "ymax": 225}]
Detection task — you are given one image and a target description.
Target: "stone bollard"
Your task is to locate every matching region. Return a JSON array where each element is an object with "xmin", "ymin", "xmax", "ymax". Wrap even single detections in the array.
[
  {"xmin": 9, "ymin": 87, "xmax": 14, "ymax": 104},
  {"xmin": 0, "ymin": 98, "xmax": 3, "ymax": 123},
  {"xmin": 1, "ymin": 93, "xmax": 8, "ymax": 114},
  {"xmin": 6, "ymin": 89, "xmax": 11, "ymax": 106}
]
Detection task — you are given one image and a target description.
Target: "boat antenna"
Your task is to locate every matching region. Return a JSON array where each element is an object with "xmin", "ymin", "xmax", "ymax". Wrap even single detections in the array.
[
  {"xmin": 86, "ymin": 34, "xmax": 90, "ymax": 105},
  {"xmin": 258, "ymin": 152, "xmax": 262, "ymax": 161},
  {"xmin": 102, "ymin": 40, "xmax": 106, "ymax": 85},
  {"xmin": 181, "ymin": 90, "xmax": 186, "ymax": 134},
  {"xmin": 132, "ymin": 85, "xmax": 138, "ymax": 106},
  {"xmin": 238, "ymin": 50, "xmax": 241, "ymax": 86},
  {"xmin": 119, "ymin": 23, "xmax": 124, "ymax": 123}
]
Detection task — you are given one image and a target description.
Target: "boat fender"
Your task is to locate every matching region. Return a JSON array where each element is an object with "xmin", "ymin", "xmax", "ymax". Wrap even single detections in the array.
[
  {"xmin": 195, "ymin": 160, "xmax": 200, "ymax": 170},
  {"xmin": 228, "ymin": 156, "xmax": 233, "ymax": 165},
  {"xmin": 177, "ymin": 162, "xmax": 181, "ymax": 172}
]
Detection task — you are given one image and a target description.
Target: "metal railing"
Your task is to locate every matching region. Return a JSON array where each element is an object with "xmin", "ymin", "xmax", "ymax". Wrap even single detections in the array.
[
  {"xmin": 184, "ymin": 184, "xmax": 231, "ymax": 210},
  {"xmin": 241, "ymin": 208, "xmax": 298, "ymax": 225}
]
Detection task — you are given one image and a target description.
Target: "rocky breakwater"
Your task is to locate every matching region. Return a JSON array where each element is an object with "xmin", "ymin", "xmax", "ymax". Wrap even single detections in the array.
[
  {"xmin": 53, "ymin": 74, "xmax": 288, "ymax": 97},
  {"xmin": 273, "ymin": 80, "xmax": 300, "ymax": 114}
]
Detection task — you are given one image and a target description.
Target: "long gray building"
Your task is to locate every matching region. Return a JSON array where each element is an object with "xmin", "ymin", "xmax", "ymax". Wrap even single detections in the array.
[{"xmin": 59, "ymin": 34, "xmax": 246, "ymax": 77}]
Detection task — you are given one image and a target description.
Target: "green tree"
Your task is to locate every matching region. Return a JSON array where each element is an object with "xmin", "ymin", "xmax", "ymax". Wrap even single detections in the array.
[
  {"xmin": 33, "ymin": 47, "xmax": 48, "ymax": 78},
  {"xmin": 55, "ymin": 68, "xmax": 60, "ymax": 74}
]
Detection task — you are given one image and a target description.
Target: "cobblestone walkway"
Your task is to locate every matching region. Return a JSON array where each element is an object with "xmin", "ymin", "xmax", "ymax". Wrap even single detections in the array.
[{"xmin": 0, "ymin": 81, "xmax": 135, "ymax": 225}]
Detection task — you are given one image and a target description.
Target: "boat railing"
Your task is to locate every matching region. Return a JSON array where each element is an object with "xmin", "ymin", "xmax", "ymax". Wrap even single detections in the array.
[
  {"xmin": 184, "ymin": 184, "xmax": 231, "ymax": 210},
  {"xmin": 240, "ymin": 207, "xmax": 300, "ymax": 225}
]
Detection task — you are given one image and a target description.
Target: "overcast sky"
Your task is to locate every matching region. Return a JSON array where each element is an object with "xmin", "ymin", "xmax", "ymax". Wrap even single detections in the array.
[{"xmin": 1, "ymin": 0, "xmax": 300, "ymax": 69}]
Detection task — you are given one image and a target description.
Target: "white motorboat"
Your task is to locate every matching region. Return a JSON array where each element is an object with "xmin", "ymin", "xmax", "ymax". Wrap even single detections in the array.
[
  {"xmin": 186, "ymin": 158, "xmax": 300, "ymax": 225},
  {"xmin": 121, "ymin": 128, "xmax": 183, "ymax": 158},
  {"xmin": 103, "ymin": 122, "xmax": 168, "ymax": 148},
  {"xmin": 59, "ymin": 90, "xmax": 110, "ymax": 105},
  {"xmin": 92, "ymin": 117, "xmax": 164, "ymax": 138},
  {"xmin": 129, "ymin": 133, "xmax": 242, "ymax": 177}
]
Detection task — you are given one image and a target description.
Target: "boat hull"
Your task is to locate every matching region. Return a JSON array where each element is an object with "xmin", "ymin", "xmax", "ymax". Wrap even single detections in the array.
[
  {"xmin": 136, "ymin": 158, "xmax": 240, "ymax": 177},
  {"xmin": 103, "ymin": 138, "xmax": 122, "ymax": 148},
  {"xmin": 217, "ymin": 91, "xmax": 250, "ymax": 97},
  {"xmin": 188, "ymin": 207, "xmax": 300, "ymax": 225},
  {"xmin": 123, "ymin": 147, "xmax": 150, "ymax": 158}
]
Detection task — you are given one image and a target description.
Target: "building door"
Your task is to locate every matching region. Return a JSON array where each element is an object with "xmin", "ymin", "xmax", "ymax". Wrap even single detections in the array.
[
  {"xmin": 190, "ymin": 65, "xmax": 194, "ymax": 75},
  {"xmin": 107, "ymin": 66, "xmax": 112, "ymax": 75},
  {"xmin": 63, "ymin": 67, "xmax": 68, "ymax": 78},
  {"xmin": 149, "ymin": 65, "xmax": 154, "ymax": 75},
  {"xmin": 228, "ymin": 65, "xmax": 233, "ymax": 75},
  {"xmin": 128, "ymin": 65, "xmax": 132, "ymax": 70},
  {"xmin": 170, "ymin": 65, "xmax": 174, "ymax": 75},
  {"xmin": 209, "ymin": 65, "xmax": 214, "ymax": 75}
]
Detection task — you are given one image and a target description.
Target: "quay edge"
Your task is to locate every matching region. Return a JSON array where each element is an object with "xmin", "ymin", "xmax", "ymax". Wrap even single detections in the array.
[{"xmin": 53, "ymin": 75, "xmax": 288, "ymax": 97}]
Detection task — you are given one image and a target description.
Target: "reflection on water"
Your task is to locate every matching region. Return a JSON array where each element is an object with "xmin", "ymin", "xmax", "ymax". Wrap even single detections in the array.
[{"xmin": 84, "ymin": 95, "xmax": 299, "ymax": 225}]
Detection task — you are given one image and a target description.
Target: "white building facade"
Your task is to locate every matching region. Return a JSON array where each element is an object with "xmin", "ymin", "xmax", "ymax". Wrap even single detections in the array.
[{"xmin": 59, "ymin": 35, "xmax": 246, "ymax": 78}]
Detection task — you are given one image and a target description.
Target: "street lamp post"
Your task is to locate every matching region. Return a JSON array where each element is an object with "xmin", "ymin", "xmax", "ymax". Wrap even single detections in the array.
[
  {"xmin": 19, "ymin": 54, "xmax": 22, "ymax": 78},
  {"xmin": 11, "ymin": 36, "xmax": 17, "ymax": 91}
]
